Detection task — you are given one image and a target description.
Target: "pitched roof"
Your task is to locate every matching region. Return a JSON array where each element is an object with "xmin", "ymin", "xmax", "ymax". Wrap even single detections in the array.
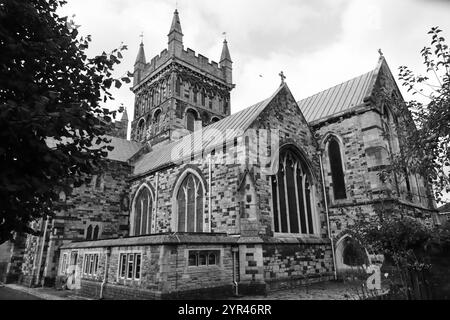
[
  {"xmin": 133, "ymin": 85, "xmax": 286, "ymax": 176},
  {"xmin": 298, "ymin": 65, "xmax": 379, "ymax": 124},
  {"xmin": 46, "ymin": 135, "xmax": 142, "ymax": 163},
  {"xmin": 105, "ymin": 136, "xmax": 142, "ymax": 162}
]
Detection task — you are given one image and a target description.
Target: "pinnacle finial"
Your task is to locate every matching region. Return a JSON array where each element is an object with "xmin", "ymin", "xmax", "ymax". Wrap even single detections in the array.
[
  {"xmin": 140, "ymin": 32, "xmax": 144, "ymax": 45},
  {"xmin": 279, "ymin": 71, "xmax": 286, "ymax": 85},
  {"xmin": 170, "ymin": 8, "xmax": 182, "ymax": 34},
  {"xmin": 378, "ymin": 48, "xmax": 384, "ymax": 57},
  {"xmin": 220, "ymin": 37, "xmax": 232, "ymax": 63}
]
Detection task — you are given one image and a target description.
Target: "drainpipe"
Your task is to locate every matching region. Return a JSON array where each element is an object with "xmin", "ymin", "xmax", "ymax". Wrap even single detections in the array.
[
  {"xmin": 319, "ymin": 151, "xmax": 338, "ymax": 281},
  {"xmin": 154, "ymin": 172, "xmax": 159, "ymax": 234},
  {"xmin": 208, "ymin": 155, "xmax": 212, "ymax": 233},
  {"xmin": 232, "ymin": 247, "xmax": 239, "ymax": 296},
  {"xmin": 35, "ymin": 216, "xmax": 49, "ymax": 286},
  {"xmin": 99, "ymin": 248, "xmax": 111, "ymax": 300}
]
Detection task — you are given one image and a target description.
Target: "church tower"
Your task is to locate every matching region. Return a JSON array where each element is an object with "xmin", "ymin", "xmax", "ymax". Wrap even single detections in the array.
[{"xmin": 130, "ymin": 10, "xmax": 235, "ymax": 146}]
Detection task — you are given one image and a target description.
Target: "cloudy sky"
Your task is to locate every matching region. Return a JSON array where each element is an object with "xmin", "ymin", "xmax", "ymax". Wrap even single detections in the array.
[{"xmin": 59, "ymin": 0, "xmax": 450, "ymax": 119}]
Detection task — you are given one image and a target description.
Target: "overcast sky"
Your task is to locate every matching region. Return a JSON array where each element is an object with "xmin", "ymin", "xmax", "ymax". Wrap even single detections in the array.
[{"xmin": 59, "ymin": 0, "xmax": 450, "ymax": 118}]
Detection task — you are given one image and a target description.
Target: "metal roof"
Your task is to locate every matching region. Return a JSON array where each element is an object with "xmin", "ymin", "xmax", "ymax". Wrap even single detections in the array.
[
  {"xmin": 133, "ymin": 85, "xmax": 286, "ymax": 176},
  {"xmin": 298, "ymin": 68, "xmax": 378, "ymax": 123}
]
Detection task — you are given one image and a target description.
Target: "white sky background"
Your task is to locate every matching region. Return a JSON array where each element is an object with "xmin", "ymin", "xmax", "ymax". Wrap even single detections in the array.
[
  {"xmin": 59, "ymin": 0, "xmax": 450, "ymax": 114},
  {"xmin": 59, "ymin": 0, "xmax": 450, "ymax": 202}
]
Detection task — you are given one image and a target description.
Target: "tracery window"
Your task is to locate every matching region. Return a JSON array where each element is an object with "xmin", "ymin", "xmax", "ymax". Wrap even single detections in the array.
[
  {"xmin": 132, "ymin": 186, "xmax": 154, "ymax": 236},
  {"xmin": 271, "ymin": 148, "xmax": 317, "ymax": 235},
  {"xmin": 176, "ymin": 173, "xmax": 204, "ymax": 232}
]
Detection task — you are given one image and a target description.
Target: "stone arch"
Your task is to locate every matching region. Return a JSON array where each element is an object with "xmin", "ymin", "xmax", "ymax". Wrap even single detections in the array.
[
  {"xmin": 269, "ymin": 142, "xmax": 318, "ymax": 184},
  {"xmin": 130, "ymin": 182, "xmax": 156, "ymax": 236},
  {"xmin": 335, "ymin": 234, "xmax": 370, "ymax": 273},
  {"xmin": 322, "ymin": 133, "xmax": 347, "ymax": 201},
  {"xmin": 171, "ymin": 166, "xmax": 208, "ymax": 233},
  {"xmin": 137, "ymin": 118, "xmax": 146, "ymax": 141},
  {"xmin": 185, "ymin": 108, "xmax": 199, "ymax": 132},
  {"xmin": 270, "ymin": 143, "xmax": 320, "ymax": 235}
]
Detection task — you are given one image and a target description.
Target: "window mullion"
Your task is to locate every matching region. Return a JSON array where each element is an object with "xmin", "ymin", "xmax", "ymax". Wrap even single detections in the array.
[
  {"xmin": 146, "ymin": 194, "xmax": 151, "ymax": 234},
  {"xmin": 303, "ymin": 176, "xmax": 310, "ymax": 235},
  {"xmin": 275, "ymin": 176, "xmax": 282, "ymax": 233},
  {"xmin": 294, "ymin": 162, "xmax": 302, "ymax": 234},
  {"xmin": 282, "ymin": 158, "xmax": 291, "ymax": 233},
  {"xmin": 194, "ymin": 180, "xmax": 199, "ymax": 233},
  {"xmin": 184, "ymin": 186, "xmax": 189, "ymax": 233}
]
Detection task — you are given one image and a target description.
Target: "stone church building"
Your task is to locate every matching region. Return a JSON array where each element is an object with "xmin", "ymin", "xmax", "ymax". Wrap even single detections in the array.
[{"xmin": 0, "ymin": 10, "xmax": 438, "ymax": 299}]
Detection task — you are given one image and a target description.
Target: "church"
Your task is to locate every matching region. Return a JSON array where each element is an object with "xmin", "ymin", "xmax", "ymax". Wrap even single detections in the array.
[{"xmin": 0, "ymin": 10, "xmax": 438, "ymax": 299}]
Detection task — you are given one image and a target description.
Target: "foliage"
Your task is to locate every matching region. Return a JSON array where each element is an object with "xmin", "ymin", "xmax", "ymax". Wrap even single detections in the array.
[
  {"xmin": 384, "ymin": 27, "xmax": 450, "ymax": 202},
  {"xmin": 0, "ymin": 0, "xmax": 130, "ymax": 244},
  {"xmin": 350, "ymin": 214, "xmax": 450, "ymax": 299},
  {"xmin": 351, "ymin": 215, "xmax": 433, "ymax": 270}
]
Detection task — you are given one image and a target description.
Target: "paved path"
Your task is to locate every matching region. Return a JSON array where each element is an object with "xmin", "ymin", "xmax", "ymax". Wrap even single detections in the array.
[
  {"xmin": 0, "ymin": 285, "xmax": 43, "ymax": 300},
  {"xmin": 0, "ymin": 284, "xmax": 90, "ymax": 300},
  {"xmin": 0, "ymin": 281, "xmax": 386, "ymax": 300},
  {"xmin": 231, "ymin": 281, "xmax": 386, "ymax": 300}
]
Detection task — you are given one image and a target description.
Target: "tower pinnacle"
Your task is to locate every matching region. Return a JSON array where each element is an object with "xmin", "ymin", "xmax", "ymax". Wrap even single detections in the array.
[
  {"xmin": 220, "ymin": 39, "xmax": 232, "ymax": 63},
  {"xmin": 168, "ymin": 9, "xmax": 183, "ymax": 55}
]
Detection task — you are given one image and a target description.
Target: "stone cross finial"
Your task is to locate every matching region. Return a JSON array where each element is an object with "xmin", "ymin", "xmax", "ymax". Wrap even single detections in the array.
[
  {"xmin": 279, "ymin": 71, "xmax": 286, "ymax": 85},
  {"xmin": 140, "ymin": 32, "xmax": 144, "ymax": 44}
]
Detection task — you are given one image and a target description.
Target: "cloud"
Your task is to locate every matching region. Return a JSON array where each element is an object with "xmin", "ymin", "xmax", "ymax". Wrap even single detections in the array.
[{"xmin": 57, "ymin": 0, "xmax": 450, "ymax": 117}]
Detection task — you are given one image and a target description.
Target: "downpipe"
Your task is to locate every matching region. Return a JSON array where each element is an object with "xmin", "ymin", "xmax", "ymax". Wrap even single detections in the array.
[
  {"xmin": 99, "ymin": 248, "xmax": 111, "ymax": 300},
  {"xmin": 319, "ymin": 151, "xmax": 338, "ymax": 281},
  {"xmin": 232, "ymin": 248, "xmax": 239, "ymax": 296}
]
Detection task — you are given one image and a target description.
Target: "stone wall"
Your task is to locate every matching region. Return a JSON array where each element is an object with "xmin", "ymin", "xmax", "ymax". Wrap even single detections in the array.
[
  {"xmin": 60, "ymin": 240, "xmax": 236, "ymax": 300},
  {"xmin": 249, "ymin": 86, "xmax": 329, "ymax": 239},
  {"xmin": 262, "ymin": 240, "xmax": 334, "ymax": 291},
  {"xmin": 19, "ymin": 159, "xmax": 132, "ymax": 286},
  {"xmin": 314, "ymin": 108, "xmax": 435, "ymax": 243}
]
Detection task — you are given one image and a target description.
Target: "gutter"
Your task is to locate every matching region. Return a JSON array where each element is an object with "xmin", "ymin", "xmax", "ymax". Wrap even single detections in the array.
[{"xmin": 319, "ymin": 151, "xmax": 338, "ymax": 281}]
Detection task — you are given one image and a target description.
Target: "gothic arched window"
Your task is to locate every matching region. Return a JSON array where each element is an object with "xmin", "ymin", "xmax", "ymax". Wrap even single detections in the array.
[
  {"xmin": 132, "ymin": 186, "xmax": 154, "ymax": 236},
  {"xmin": 93, "ymin": 225, "xmax": 100, "ymax": 240},
  {"xmin": 328, "ymin": 138, "xmax": 347, "ymax": 200},
  {"xmin": 271, "ymin": 148, "xmax": 317, "ymax": 235},
  {"xmin": 153, "ymin": 109, "xmax": 161, "ymax": 133},
  {"xmin": 137, "ymin": 119, "xmax": 145, "ymax": 141},
  {"xmin": 186, "ymin": 110, "xmax": 197, "ymax": 132},
  {"xmin": 86, "ymin": 225, "xmax": 93, "ymax": 240},
  {"xmin": 176, "ymin": 174, "xmax": 204, "ymax": 233}
]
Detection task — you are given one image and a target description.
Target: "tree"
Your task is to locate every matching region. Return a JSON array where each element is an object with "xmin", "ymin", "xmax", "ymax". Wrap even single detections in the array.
[
  {"xmin": 386, "ymin": 27, "xmax": 450, "ymax": 202},
  {"xmin": 0, "ymin": 0, "xmax": 130, "ymax": 244}
]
